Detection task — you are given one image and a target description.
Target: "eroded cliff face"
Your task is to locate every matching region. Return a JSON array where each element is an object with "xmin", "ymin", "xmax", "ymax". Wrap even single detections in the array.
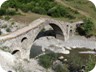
[
  {"xmin": 0, "ymin": 50, "xmax": 16, "ymax": 72},
  {"xmin": 0, "ymin": 49, "xmax": 53, "ymax": 72}
]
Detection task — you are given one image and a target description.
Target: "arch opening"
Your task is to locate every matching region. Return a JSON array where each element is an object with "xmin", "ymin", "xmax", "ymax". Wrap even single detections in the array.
[
  {"xmin": 34, "ymin": 29, "xmax": 56, "ymax": 40},
  {"xmin": 21, "ymin": 37, "xmax": 27, "ymax": 42},
  {"xmin": 30, "ymin": 23, "xmax": 64, "ymax": 59},
  {"xmin": 11, "ymin": 50, "xmax": 20, "ymax": 55},
  {"xmin": 34, "ymin": 23, "xmax": 64, "ymax": 41}
]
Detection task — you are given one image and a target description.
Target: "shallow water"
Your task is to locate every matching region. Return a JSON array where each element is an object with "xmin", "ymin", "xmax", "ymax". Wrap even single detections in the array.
[{"xmin": 30, "ymin": 45, "xmax": 42, "ymax": 58}]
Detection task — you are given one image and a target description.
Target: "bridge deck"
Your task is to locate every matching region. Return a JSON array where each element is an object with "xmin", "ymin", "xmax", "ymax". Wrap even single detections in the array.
[
  {"xmin": 0, "ymin": 18, "xmax": 83, "ymax": 41},
  {"xmin": 0, "ymin": 18, "xmax": 46, "ymax": 41}
]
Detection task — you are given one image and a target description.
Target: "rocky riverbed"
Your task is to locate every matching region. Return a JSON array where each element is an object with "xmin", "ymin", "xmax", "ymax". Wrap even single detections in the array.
[
  {"xmin": 0, "ymin": 35, "xmax": 96, "ymax": 72},
  {"xmin": 0, "ymin": 19, "xmax": 25, "ymax": 35}
]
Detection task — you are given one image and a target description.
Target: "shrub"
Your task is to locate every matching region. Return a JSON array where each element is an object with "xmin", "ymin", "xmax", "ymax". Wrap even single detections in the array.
[
  {"xmin": 0, "ymin": 30, "xmax": 2, "ymax": 35},
  {"xmin": 6, "ymin": 28, "xmax": 11, "ymax": 32},
  {"xmin": 2, "ymin": 24, "xmax": 7, "ymax": 28},
  {"xmin": 4, "ymin": 16, "xmax": 11, "ymax": 21},
  {"xmin": 54, "ymin": 64, "xmax": 69, "ymax": 72},
  {"xmin": 11, "ymin": 22, "xmax": 15, "ymax": 25},
  {"xmin": 38, "ymin": 52, "xmax": 58, "ymax": 69},
  {"xmin": 32, "ymin": 7, "xmax": 46, "ymax": 14},
  {"xmin": 68, "ymin": 55, "xmax": 83, "ymax": 72},
  {"xmin": 76, "ymin": 18, "xmax": 94, "ymax": 37},
  {"xmin": 6, "ymin": 10, "xmax": 16, "ymax": 15},
  {"xmin": 86, "ymin": 55, "xmax": 96, "ymax": 71},
  {"xmin": 47, "ymin": 5, "xmax": 75, "ymax": 18},
  {"xmin": 82, "ymin": 18, "xmax": 94, "ymax": 36},
  {"xmin": 0, "ymin": 8, "xmax": 6, "ymax": 16}
]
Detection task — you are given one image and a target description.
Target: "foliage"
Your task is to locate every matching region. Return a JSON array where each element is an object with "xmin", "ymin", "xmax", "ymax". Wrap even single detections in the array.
[
  {"xmin": 47, "ymin": 5, "xmax": 75, "ymax": 18},
  {"xmin": 86, "ymin": 55, "xmax": 96, "ymax": 72},
  {"xmin": 82, "ymin": 18, "xmax": 94, "ymax": 36},
  {"xmin": 76, "ymin": 18, "xmax": 94, "ymax": 37},
  {"xmin": 54, "ymin": 64, "xmax": 69, "ymax": 72},
  {"xmin": 1, "ymin": 24, "xmax": 7, "ymax": 28},
  {"xmin": 0, "ymin": 8, "xmax": 16, "ymax": 16},
  {"xmin": 0, "ymin": 30, "xmax": 2, "ymax": 35},
  {"xmin": 4, "ymin": 16, "xmax": 11, "ymax": 21},
  {"xmin": 0, "ymin": 8, "xmax": 6, "ymax": 16},
  {"xmin": 6, "ymin": 10, "xmax": 16, "ymax": 15},
  {"xmin": 6, "ymin": 28, "xmax": 11, "ymax": 32},
  {"xmin": 38, "ymin": 52, "xmax": 58, "ymax": 69},
  {"xmin": 67, "ymin": 52, "xmax": 84, "ymax": 71},
  {"xmin": 1, "ymin": 0, "xmax": 77, "ymax": 18}
]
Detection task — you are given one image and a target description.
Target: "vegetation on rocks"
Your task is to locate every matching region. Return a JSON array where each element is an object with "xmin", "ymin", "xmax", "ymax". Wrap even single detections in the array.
[
  {"xmin": 82, "ymin": 18, "xmax": 94, "ymax": 36},
  {"xmin": 38, "ymin": 52, "xmax": 58, "ymax": 69},
  {"xmin": 86, "ymin": 55, "xmax": 96, "ymax": 71},
  {"xmin": 6, "ymin": 28, "xmax": 11, "ymax": 32},
  {"xmin": 0, "ymin": 8, "xmax": 16, "ymax": 16},
  {"xmin": 38, "ymin": 49, "xmax": 96, "ymax": 72},
  {"xmin": 76, "ymin": 18, "xmax": 94, "ymax": 37},
  {"xmin": 54, "ymin": 64, "xmax": 69, "ymax": 72},
  {"xmin": 0, "ymin": 31, "xmax": 2, "ymax": 35}
]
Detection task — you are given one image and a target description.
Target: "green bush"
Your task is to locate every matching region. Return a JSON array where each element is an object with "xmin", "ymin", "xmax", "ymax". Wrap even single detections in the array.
[
  {"xmin": 54, "ymin": 64, "xmax": 69, "ymax": 72},
  {"xmin": 4, "ymin": 16, "xmax": 11, "ymax": 21},
  {"xmin": 2, "ymin": 24, "xmax": 7, "ymax": 28},
  {"xmin": 38, "ymin": 52, "xmax": 58, "ymax": 69},
  {"xmin": 0, "ymin": 8, "xmax": 6, "ymax": 16},
  {"xmin": 0, "ymin": 30, "xmax": 2, "ymax": 35},
  {"xmin": 86, "ymin": 55, "xmax": 96, "ymax": 71},
  {"xmin": 32, "ymin": 7, "xmax": 46, "ymax": 14},
  {"xmin": 6, "ymin": 10, "xmax": 16, "ymax": 15},
  {"xmin": 76, "ymin": 18, "xmax": 94, "ymax": 37},
  {"xmin": 47, "ymin": 5, "xmax": 75, "ymax": 18},
  {"xmin": 82, "ymin": 18, "xmax": 94, "ymax": 36},
  {"xmin": 68, "ymin": 55, "xmax": 83, "ymax": 71},
  {"xmin": 6, "ymin": 28, "xmax": 11, "ymax": 32}
]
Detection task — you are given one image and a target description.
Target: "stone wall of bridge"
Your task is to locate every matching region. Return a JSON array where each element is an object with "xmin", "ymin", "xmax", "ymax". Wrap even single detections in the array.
[{"xmin": 0, "ymin": 18, "xmax": 83, "ymax": 59}]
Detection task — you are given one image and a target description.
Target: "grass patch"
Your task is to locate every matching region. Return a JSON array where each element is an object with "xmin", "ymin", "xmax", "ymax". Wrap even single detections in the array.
[{"xmin": 38, "ymin": 52, "xmax": 58, "ymax": 69}]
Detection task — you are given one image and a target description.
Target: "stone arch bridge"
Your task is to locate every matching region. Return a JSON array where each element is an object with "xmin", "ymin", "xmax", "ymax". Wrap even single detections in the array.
[{"xmin": 0, "ymin": 18, "xmax": 83, "ymax": 59}]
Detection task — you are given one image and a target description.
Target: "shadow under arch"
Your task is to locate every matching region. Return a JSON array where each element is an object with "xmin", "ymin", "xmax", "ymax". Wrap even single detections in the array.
[{"xmin": 34, "ymin": 23, "xmax": 64, "ymax": 41}]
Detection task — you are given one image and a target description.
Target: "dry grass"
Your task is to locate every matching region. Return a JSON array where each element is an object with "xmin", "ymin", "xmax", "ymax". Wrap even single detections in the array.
[{"xmin": 12, "ymin": 12, "xmax": 50, "ymax": 24}]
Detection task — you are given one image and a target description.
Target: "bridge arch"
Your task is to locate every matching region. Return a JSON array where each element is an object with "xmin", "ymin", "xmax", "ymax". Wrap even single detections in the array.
[
  {"xmin": 29, "ymin": 22, "xmax": 66, "ymax": 58},
  {"xmin": 34, "ymin": 23, "xmax": 65, "ymax": 41}
]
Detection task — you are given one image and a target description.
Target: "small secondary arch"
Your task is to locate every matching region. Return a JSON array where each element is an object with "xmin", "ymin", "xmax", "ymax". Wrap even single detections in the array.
[
  {"xmin": 11, "ymin": 50, "xmax": 20, "ymax": 55},
  {"xmin": 21, "ymin": 37, "xmax": 27, "ymax": 42}
]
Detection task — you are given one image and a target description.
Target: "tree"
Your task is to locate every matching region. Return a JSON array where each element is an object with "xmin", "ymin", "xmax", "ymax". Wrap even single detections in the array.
[
  {"xmin": 0, "ymin": 8, "xmax": 6, "ymax": 16},
  {"xmin": 82, "ymin": 18, "xmax": 94, "ymax": 36}
]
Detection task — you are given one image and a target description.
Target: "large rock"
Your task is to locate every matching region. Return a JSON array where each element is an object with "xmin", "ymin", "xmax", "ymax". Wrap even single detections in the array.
[
  {"xmin": 0, "ymin": 65, "xmax": 6, "ymax": 72},
  {"xmin": 0, "ymin": 50, "xmax": 16, "ymax": 72}
]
